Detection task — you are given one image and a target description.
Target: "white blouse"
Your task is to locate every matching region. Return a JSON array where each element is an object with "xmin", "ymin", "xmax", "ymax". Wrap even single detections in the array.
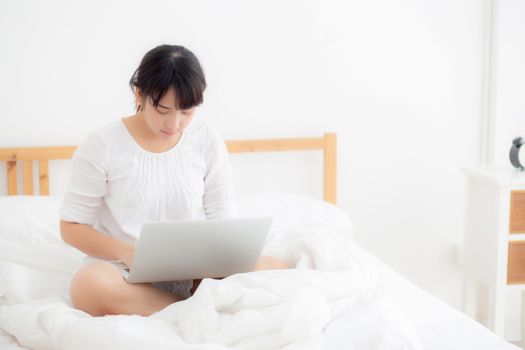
[{"xmin": 59, "ymin": 117, "xmax": 238, "ymax": 244}]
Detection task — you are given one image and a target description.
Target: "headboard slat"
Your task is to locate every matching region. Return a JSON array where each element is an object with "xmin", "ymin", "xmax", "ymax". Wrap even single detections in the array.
[
  {"xmin": 23, "ymin": 161, "xmax": 34, "ymax": 195},
  {"xmin": 39, "ymin": 160, "xmax": 50, "ymax": 196},
  {"xmin": 7, "ymin": 161, "xmax": 17, "ymax": 195}
]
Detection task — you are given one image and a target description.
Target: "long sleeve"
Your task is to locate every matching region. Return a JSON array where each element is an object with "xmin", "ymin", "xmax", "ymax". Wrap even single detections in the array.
[
  {"xmin": 202, "ymin": 127, "xmax": 239, "ymax": 219},
  {"xmin": 59, "ymin": 131, "xmax": 109, "ymax": 226}
]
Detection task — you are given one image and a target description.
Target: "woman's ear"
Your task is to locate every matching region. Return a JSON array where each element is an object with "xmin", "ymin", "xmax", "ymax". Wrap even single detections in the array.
[{"xmin": 134, "ymin": 89, "xmax": 144, "ymax": 113}]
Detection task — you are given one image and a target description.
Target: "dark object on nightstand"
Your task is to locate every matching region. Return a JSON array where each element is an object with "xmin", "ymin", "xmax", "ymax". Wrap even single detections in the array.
[{"xmin": 509, "ymin": 137, "xmax": 525, "ymax": 170}]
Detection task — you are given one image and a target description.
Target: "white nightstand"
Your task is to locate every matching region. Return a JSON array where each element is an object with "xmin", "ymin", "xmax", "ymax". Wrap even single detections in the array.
[{"xmin": 462, "ymin": 165, "xmax": 525, "ymax": 340}]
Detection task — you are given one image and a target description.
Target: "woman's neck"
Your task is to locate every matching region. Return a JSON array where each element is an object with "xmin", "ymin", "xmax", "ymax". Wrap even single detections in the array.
[{"xmin": 123, "ymin": 114, "xmax": 182, "ymax": 153}]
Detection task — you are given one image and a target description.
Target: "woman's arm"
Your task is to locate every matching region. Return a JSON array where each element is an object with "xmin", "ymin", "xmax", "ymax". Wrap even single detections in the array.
[
  {"xmin": 203, "ymin": 127, "xmax": 238, "ymax": 219},
  {"xmin": 60, "ymin": 220, "xmax": 135, "ymax": 267}
]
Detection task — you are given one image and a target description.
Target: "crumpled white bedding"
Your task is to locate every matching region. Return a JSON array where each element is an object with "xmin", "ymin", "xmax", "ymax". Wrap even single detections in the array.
[{"xmin": 0, "ymin": 221, "xmax": 423, "ymax": 350}]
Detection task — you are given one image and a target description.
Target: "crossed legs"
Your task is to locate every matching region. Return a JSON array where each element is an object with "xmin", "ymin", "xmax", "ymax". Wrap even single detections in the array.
[{"xmin": 70, "ymin": 255, "xmax": 290, "ymax": 317}]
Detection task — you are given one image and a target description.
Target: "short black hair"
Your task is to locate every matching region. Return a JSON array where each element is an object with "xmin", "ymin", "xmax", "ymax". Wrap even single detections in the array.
[{"xmin": 129, "ymin": 45, "xmax": 207, "ymax": 112}]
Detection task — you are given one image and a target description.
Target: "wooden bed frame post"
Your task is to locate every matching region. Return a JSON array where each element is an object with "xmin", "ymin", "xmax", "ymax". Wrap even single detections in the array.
[{"xmin": 323, "ymin": 133, "xmax": 337, "ymax": 205}]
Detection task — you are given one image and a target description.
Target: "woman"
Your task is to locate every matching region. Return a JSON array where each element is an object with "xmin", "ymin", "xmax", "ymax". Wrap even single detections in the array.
[{"xmin": 59, "ymin": 44, "xmax": 289, "ymax": 317}]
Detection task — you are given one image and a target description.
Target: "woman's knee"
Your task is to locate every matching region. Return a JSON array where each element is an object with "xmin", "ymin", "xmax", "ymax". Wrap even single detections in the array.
[
  {"xmin": 254, "ymin": 255, "xmax": 291, "ymax": 271},
  {"xmin": 70, "ymin": 261, "xmax": 124, "ymax": 316}
]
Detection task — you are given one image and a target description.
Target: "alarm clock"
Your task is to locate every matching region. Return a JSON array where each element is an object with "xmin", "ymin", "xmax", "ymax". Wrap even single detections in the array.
[{"xmin": 509, "ymin": 137, "xmax": 525, "ymax": 170}]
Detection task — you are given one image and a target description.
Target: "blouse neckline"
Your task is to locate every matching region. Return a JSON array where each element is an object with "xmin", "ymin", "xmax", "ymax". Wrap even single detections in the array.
[{"xmin": 119, "ymin": 118, "xmax": 187, "ymax": 156}]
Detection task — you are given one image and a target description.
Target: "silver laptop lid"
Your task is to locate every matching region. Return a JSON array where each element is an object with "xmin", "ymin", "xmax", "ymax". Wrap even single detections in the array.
[{"xmin": 127, "ymin": 217, "xmax": 273, "ymax": 283}]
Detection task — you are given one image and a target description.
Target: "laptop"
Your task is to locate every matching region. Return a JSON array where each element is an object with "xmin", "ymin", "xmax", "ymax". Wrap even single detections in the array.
[{"xmin": 121, "ymin": 217, "xmax": 273, "ymax": 283}]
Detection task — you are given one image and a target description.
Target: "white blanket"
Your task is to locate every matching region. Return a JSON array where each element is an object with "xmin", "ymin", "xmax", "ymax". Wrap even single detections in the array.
[{"xmin": 0, "ymin": 225, "xmax": 423, "ymax": 350}]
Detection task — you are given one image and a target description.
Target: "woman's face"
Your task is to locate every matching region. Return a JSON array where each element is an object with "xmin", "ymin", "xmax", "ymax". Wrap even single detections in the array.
[{"xmin": 138, "ymin": 87, "xmax": 197, "ymax": 140}]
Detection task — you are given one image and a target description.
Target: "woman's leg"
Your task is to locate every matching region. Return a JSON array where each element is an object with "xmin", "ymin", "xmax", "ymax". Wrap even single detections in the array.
[
  {"xmin": 70, "ymin": 261, "xmax": 183, "ymax": 317},
  {"xmin": 190, "ymin": 279, "xmax": 202, "ymax": 295},
  {"xmin": 254, "ymin": 255, "xmax": 291, "ymax": 271},
  {"xmin": 188, "ymin": 255, "xmax": 293, "ymax": 296}
]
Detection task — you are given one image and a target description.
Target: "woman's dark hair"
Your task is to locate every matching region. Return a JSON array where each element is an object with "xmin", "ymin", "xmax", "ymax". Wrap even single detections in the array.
[{"xmin": 129, "ymin": 45, "xmax": 207, "ymax": 112}]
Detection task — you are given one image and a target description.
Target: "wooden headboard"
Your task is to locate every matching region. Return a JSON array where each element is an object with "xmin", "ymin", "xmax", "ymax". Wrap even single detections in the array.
[{"xmin": 0, "ymin": 133, "xmax": 337, "ymax": 204}]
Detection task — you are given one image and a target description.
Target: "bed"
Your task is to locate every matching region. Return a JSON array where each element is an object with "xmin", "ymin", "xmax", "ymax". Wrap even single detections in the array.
[{"xmin": 0, "ymin": 133, "xmax": 519, "ymax": 350}]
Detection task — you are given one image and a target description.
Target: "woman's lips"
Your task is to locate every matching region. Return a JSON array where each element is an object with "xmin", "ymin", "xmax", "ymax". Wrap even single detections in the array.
[{"xmin": 161, "ymin": 130, "xmax": 174, "ymax": 136}]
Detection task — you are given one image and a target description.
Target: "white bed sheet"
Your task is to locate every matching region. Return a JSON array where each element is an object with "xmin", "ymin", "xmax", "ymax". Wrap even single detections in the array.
[
  {"xmin": 0, "ymin": 247, "xmax": 517, "ymax": 350},
  {"xmin": 0, "ymin": 329, "xmax": 29, "ymax": 350},
  {"xmin": 322, "ymin": 245, "xmax": 519, "ymax": 350},
  {"xmin": 0, "ymin": 194, "xmax": 519, "ymax": 349}
]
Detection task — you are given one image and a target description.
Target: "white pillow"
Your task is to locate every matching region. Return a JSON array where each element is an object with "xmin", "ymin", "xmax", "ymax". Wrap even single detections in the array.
[
  {"xmin": 0, "ymin": 195, "xmax": 64, "ymax": 246},
  {"xmin": 237, "ymin": 191, "xmax": 353, "ymax": 233},
  {"xmin": 236, "ymin": 191, "xmax": 354, "ymax": 256},
  {"xmin": 0, "ymin": 192, "xmax": 354, "ymax": 250},
  {"xmin": 0, "ymin": 196, "xmax": 84, "ymax": 305}
]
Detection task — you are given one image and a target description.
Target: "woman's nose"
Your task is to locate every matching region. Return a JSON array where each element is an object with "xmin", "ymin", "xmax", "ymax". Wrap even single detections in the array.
[{"xmin": 166, "ymin": 116, "xmax": 182, "ymax": 130}]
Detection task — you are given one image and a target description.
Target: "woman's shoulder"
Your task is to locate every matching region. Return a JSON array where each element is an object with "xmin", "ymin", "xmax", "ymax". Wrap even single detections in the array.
[
  {"xmin": 80, "ymin": 119, "xmax": 128, "ymax": 150},
  {"xmin": 74, "ymin": 119, "xmax": 128, "ymax": 162},
  {"xmin": 185, "ymin": 118, "xmax": 223, "ymax": 144},
  {"xmin": 89, "ymin": 119, "xmax": 124, "ymax": 140}
]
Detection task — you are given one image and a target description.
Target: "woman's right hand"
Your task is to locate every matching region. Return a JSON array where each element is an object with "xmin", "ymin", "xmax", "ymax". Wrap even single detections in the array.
[{"xmin": 119, "ymin": 243, "xmax": 136, "ymax": 268}]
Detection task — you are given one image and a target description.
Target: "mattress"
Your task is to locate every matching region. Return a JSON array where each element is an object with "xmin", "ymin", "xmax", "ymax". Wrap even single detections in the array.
[
  {"xmin": 322, "ymin": 249, "xmax": 519, "ymax": 350},
  {"xmin": 0, "ymin": 193, "xmax": 518, "ymax": 350}
]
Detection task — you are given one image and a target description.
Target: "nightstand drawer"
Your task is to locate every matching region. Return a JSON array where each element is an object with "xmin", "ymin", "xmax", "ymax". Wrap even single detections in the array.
[
  {"xmin": 510, "ymin": 190, "xmax": 525, "ymax": 233},
  {"xmin": 508, "ymin": 241, "xmax": 525, "ymax": 284}
]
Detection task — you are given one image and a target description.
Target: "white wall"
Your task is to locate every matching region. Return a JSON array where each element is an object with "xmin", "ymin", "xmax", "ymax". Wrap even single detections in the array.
[
  {"xmin": 488, "ymin": 0, "xmax": 525, "ymax": 341},
  {"xmin": 0, "ymin": 0, "xmax": 491, "ymax": 338},
  {"xmin": 492, "ymin": 0, "xmax": 525, "ymax": 166}
]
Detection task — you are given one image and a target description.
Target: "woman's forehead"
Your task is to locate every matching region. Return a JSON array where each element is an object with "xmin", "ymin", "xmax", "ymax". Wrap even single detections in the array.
[{"xmin": 152, "ymin": 87, "xmax": 177, "ymax": 107}]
